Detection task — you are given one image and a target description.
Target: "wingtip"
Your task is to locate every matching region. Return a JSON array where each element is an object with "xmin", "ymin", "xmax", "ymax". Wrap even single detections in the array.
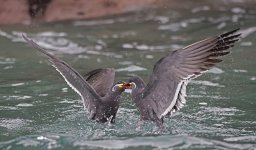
[
  {"xmin": 233, "ymin": 28, "xmax": 240, "ymax": 32},
  {"xmin": 221, "ymin": 28, "xmax": 241, "ymax": 38},
  {"xmin": 22, "ymin": 33, "xmax": 28, "ymax": 41},
  {"xmin": 22, "ymin": 33, "xmax": 33, "ymax": 44},
  {"xmin": 230, "ymin": 28, "xmax": 240, "ymax": 34}
]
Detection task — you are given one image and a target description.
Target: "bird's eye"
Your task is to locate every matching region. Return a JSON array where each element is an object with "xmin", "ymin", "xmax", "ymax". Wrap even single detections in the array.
[
  {"xmin": 112, "ymin": 82, "xmax": 124, "ymax": 92},
  {"xmin": 130, "ymin": 82, "xmax": 136, "ymax": 89},
  {"xmin": 111, "ymin": 85, "xmax": 118, "ymax": 92},
  {"xmin": 116, "ymin": 81, "xmax": 124, "ymax": 84}
]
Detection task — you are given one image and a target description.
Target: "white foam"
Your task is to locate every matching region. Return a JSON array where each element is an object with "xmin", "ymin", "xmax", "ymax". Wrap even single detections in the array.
[
  {"xmin": 233, "ymin": 69, "xmax": 248, "ymax": 73},
  {"xmin": 191, "ymin": 80, "xmax": 224, "ymax": 87},
  {"xmin": 11, "ymin": 83, "xmax": 25, "ymax": 87},
  {"xmin": 199, "ymin": 102, "xmax": 207, "ymax": 106},
  {"xmin": 224, "ymin": 136, "xmax": 256, "ymax": 142},
  {"xmin": 231, "ymin": 7, "xmax": 245, "ymax": 14},
  {"xmin": 0, "ymin": 57, "xmax": 16, "ymax": 65},
  {"xmin": 62, "ymin": 87, "xmax": 68, "ymax": 93},
  {"xmin": 116, "ymin": 65, "xmax": 146, "ymax": 72},
  {"xmin": 208, "ymin": 67, "xmax": 224, "ymax": 74},
  {"xmin": 250, "ymin": 77, "xmax": 256, "ymax": 81},
  {"xmin": 240, "ymin": 42, "xmax": 252, "ymax": 46},
  {"xmin": 192, "ymin": 6, "xmax": 210, "ymax": 13},
  {"xmin": 36, "ymin": 32, "xmax": 66, "ymax": 37},
  {"xmin": 240, "ymin": 27, "xmax": 256, "ymax": 38},
  {"xmin": 73, "ymin": 19, "xmax": 115, "ymax": 26},
  {"xmin": 16, "ymin": 103, "xmax": 33, "ymax": 107}
]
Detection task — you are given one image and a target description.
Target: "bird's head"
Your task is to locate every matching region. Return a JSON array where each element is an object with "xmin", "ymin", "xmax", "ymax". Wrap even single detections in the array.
[
  {"xmin": 111, "ymin": 81, "xmax": 132, "ymax": 92},
  {"xmin": 126, "ymin": 76, "xmax": 145, "ymax": 89},
  {"xmin": 124, "ymin": 76, "xmax": 147, "ymax": 96}
]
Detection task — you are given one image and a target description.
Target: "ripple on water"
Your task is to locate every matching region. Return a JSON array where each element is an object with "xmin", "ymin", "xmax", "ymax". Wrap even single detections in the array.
[
  {"xmin": 73, "ymin": 135, "xmax": 192, "ymax": 149},
  {"xmin": 27, "ymin": 36, "xmax": 87, "ymax": 54},
  {"xmin": 224, "ymin": 136, "xmax": 256, "ymax": 143},
  {"xmin": 0, "ymin": 135, "xmax": 61, "ymax": 149},
  {"xmin": 16, "ymin": 103, "xmax": 33, "ymax": 107},
  {"xmin": 0, "ymin": 30, "xmax": 112, "ymax": 55},
  {"xmin": 240, "ymin": 41, "xmax": 252, "ymax": 47},
  {"xmin": 36, "ymin": 32, "xmax": 66, "ymax": 37},
  {"xmin": 0, "ymin": 119, "xmax": 32, "ymax": 130},
  {"xmin": 11, "ymin": 83, "xmax": 25, "ymax": 87},
  {"xmin": 0, "ymin": 133, "xmax": 254, "ymax": 150},
  {"xmin": 116, "ymin": 65, "xmax": 147, "ymax": 72},
  {"xmin": 203, "ymin": 107, "xmax": 241, "ymax": 115},
  {"xmin": 191, "ymin": 80, "xmax": 225, "ymax": 87},
  {"xmin": 233, "ymin": 69, "xmax": 248, "ymax": 73},
  {"xmin": 191, "ymin": 6, "xmax": 210, "ymax": 13},
  {"xmin": 118, "ymin": 61, "xmax": 133, "ymax": 65},
  {"xmin": 0, "ymin": 57, "xmax": 16, "ymax": 65},
  {"xmin": 190, "ymin": 94, "xmax": 227, "ymax": 99},
  {"xmin": 38, "ymin": 93, "xmax": 48, "ymax": 97},
  {"xmin": 2, "ymin": 95, "xmax": 32, "ymax": 100},
  {"xmin": 145, "ymin": 55, "xmax": 154, "ymax": 59},
  {"xmin": 207, "ymin": 67, "xmax": 224, "ymax": 74},
  {"xmin": 59, "ymin": 99, "xmax": 77, "ymax": 104},
  {"xmin": 250, "ymin": 76, "xmax": 256, "ymax": 81},
  {"xmin": 1, "ymin": 134, "xmax": 254, "ymax": 150},
  {"xmin": 0, "ymin": 106, "xmax": 19, "ymax": 110},
  {"xmin": 72, "ymin": 134, "xmax": 255, "ymax": 149},
  {"xmin": 240, "ymin": 27, "xmax": 256, "ymax": 38},
  {"xmin": 158, "ymin": 17, "xmax": 205, "ymax": 31},
  {"xmin": 122, "ymin": 43, "xmax": 177, "ymax": 52},
  {"xmin": 73, "ymin": 19, "xmax": 115, "ymax": 26}
]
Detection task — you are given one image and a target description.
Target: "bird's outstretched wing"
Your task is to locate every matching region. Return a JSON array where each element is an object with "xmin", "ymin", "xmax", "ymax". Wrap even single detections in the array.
[
  {"xmin": 84, "ymin": 68, "xmax": 115, "ymax": 97},
  {"xmin": 140, "ymin": 29, "xmax": 241, "ymax": 119},
  {"xmin": 22, "ymin": 35, "xmax": 100, "ymax": 115}
]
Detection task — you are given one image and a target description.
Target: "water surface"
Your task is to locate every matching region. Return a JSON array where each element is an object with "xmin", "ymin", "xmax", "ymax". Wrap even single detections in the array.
[{"xmin": 0, "ymin": 2, "xmax": 256, "ymax": 149}]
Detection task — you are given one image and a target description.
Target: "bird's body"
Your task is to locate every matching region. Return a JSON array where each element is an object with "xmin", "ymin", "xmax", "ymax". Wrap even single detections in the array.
[
  {"xmin": 90, "ymin": 86, "xmax": 124, "ymax": 123},
  {"xmin": 127, "ymin": 29, "xmax": 241, "ymax": 127},
  {"xmin": 82, "ymin": 68, "xmax": 122, "ymax": 123},
  {"xmin": 128, "ymin": 76, "xmax": 165, "ymax": 126},
  {"xmin": 23, "ymin": 35, "xmax": 129, "ymax": 124}
]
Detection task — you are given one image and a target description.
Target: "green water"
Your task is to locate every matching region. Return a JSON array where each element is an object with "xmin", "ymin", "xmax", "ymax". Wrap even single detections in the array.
[{"xmin": 1, "ymin": 2, "xmax": 256, "ymax": 150}]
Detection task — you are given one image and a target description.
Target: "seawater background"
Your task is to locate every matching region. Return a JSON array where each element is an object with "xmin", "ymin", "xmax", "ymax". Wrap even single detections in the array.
[{"xmin": 0, "ymin": 1, "xmax": 256, "ymax": 150}]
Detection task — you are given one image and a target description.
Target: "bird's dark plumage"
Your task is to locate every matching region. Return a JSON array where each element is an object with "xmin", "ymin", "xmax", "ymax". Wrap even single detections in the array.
[
  {"xmin": 23, "ymin": 35, "xmax": 127, "ymax": 123},
  {"xmin": 127, "ymin": 29, "xmax": 241, "ymax": 127},
  {"xmin": 84, "ymin": 68, "xmax": 115, "ymax": 97}
]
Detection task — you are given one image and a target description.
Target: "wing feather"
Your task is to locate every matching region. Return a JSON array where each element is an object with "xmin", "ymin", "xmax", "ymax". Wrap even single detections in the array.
[
  {"xmin": 22, "ymin": 34, "xmax": 100, "ymax": 114},
  {"xmin": 140, "ymin": 29, "xmax": 241, "ymax": 119},
  {"xmin": 84, "ymin": 68, "xmax": 115, "ymax": 97}
]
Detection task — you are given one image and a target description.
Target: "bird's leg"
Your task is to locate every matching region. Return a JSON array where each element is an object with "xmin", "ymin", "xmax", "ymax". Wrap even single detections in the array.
[
  {"xmin": 155, "ymin": 118, "xmax": 164, "ymax": 129},
  {"xmin": 110, "ymin": 113, "xmax": 116, "ymax": 124},
  {"xmin": 89, "ymin": 111, "xmax": 96, "ymax": 120}
]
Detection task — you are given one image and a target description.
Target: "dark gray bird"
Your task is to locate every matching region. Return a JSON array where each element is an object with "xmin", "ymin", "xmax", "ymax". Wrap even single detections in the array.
[
  {"xmin": 23, "ymin": 35, "xmax": 130, "ymax": 124},
  {"xmin": 126, "ymin": 29, "xmax": 241, "ymax": 127}
]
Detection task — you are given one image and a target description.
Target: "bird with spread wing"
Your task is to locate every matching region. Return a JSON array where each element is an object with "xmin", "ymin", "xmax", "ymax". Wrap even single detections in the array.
[
  {"xmin": 126, "ymin": 29, "xmax": 241, "ymax": 127},
  {"xmin": 23, "ymin": 35, "xmax": 131, "ymax": 124}
]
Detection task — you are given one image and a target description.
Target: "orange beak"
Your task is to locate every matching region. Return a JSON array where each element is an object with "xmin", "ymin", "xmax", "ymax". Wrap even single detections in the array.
[{"xmin": 116, "ymin": 82, "xmax": 132, "ymax": 89}]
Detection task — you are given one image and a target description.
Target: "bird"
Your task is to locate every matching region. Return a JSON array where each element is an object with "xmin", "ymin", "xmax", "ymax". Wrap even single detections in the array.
[
  {"xmin": 22, "ymin": 35, "xmax": 131, "ymax": 124},
  {"xmin": 126, "ymin": 28, "xmax": 241, "ymax": 127}
]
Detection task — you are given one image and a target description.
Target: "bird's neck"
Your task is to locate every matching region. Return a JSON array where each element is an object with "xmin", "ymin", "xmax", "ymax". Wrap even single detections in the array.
[
  {"xmin": 132, "ymin": 88, "xmax": 144, "ymax": 102},
  {"xmin": 103, "ymin": 90, "xmax": 122, "ymax": 102}
]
